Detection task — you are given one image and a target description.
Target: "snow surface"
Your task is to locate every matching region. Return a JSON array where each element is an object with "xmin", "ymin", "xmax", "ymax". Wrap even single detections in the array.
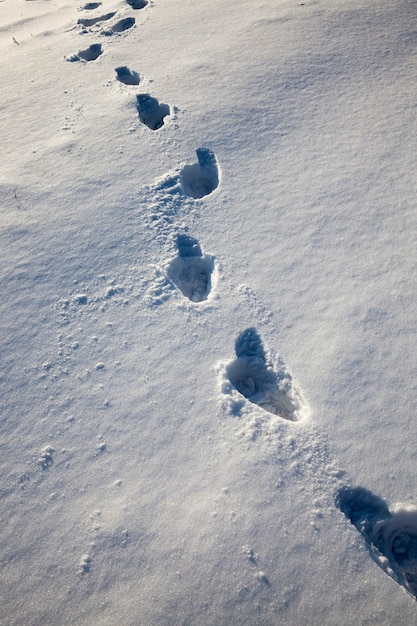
[{"xmin": 1, "ymin": 0, "xmax": 417, "ymax": 624}]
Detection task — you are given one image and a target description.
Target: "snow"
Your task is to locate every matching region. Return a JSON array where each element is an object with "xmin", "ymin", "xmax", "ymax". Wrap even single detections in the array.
[{"xmin": 1, "ymin": 0, "xmax": 417, "ymax": 624}]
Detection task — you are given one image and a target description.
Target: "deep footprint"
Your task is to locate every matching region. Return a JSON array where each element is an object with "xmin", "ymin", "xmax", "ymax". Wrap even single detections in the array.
[
  {"xmin": 136, "ymin": 94, "xmax": 170, "ymax": 130},
  {"xmin": 167, "ymin": 235, "xmax": 214, "ymax": 303},
  {"xmin": 180, "ymin": 148, "xmax": 219, "ymax": 199},
  {"xmin": 115, "ymin": 66, "xmax": 140, "ymax": 85},
  {"xmin": 127, "ymin": 0, "xmax": 148, "ymax": 8},
  {"xmin": 226, "ymin": 328, "xmax": 304, "ymax": 421},
  {"xmin": 336, "ymin": 485, "xmax": 417, "ymax": 599},
  {"xmin": 103, "ymin": 17, "xmax": 135, "ymax": 35},
  {"xmin": 77, "ymin": 11, "xmax": 115, "ymax": 27},
  {"xmin": 67, "ymin": 43, "xmax": 103, "ymax": 62}
]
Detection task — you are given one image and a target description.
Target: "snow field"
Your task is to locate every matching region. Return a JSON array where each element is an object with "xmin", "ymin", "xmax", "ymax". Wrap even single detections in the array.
[{"xmin": 1, "ymin": 0, "xmax": 417, "ymax": 624}]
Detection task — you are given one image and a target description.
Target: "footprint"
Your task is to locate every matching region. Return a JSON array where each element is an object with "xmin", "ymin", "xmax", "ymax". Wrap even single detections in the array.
[
  {"xmin": 226, "ymin": 328, "xmax": 305, "ymax": 421},
  {"xmin": 103, "ymin": 17, "xmax": 135, "ymax": 35},
  {"xmin": 115, "ymin": 66, "xmax": 140, "ymax": 85},
  {"xmin": 336, "ymin": 486, "xmax": 417, "ymax": 599},
  {"xmin": 77, "ymin": 12, "xmax": 115, "ymax": 27},
  {"xmin": 127, "ymin": 0, "xmax": 148, "ymax": 8},
  {"xmin": 136, "ymin": 94, "xmax": 170, "ymax": 130},
  {"xmin": 77, "ymin": 11, "xmax": 116, "ymax": 28},
  {"xmin": 167, "ymin": 235, "xmax": 215, "ymax": 303},
  {"xmin": 180, "ymin": 148, "xmax": 219, "ymax": 199},
  {"xmin": 67, "ymin": 43, "xmax": 103, "ymax": 62},
  {"xmin": 82, "ymin": 2, "xmax": 102, "ymax": 9}
]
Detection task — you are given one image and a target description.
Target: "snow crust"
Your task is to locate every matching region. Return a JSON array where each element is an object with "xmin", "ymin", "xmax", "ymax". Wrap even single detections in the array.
[{"xmin": 1, "ymin": 0, "xmax": 417, "ymax": 624}]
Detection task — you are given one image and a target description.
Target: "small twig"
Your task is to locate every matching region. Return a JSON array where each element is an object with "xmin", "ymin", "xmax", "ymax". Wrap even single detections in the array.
[
  {"xmin": 13, "ymin": 36, "xmax": 20, "ymax": 45},
  {"xmin": 13, "ymin": 188, "xmax": 24, "ymax": 210}
]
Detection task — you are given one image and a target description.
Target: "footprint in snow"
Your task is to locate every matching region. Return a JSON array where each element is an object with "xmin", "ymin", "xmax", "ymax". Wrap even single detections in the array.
[
  {"xmin": 81, "ymin": 2, "xmax": 102, "ymax": 9},
  {"xmin": 180, "ymin": 148, "xmax": 219, "ymax": 199},
  {"xmin": 115, "ymin": 66, "xmax": 140, "ymax": 85},
  {"xmin": 77, "ymin": 12, "xmax": 115, "ymax": 27},
  {"xmin": 337, "ymin": 485, "xmax": 417, "ymax": 600},
  {"xmin": 226, "ymin": 328, "xmax": 306, "ymax": 421},
  {"xmin": 127, "ymin": 0, "xmax": 148, "ymax": 8},
  {"xmin": 103, "ymin": 17, "xmax": 135, "ymax": 35},
  {"xmin": 136, "ymin": 94, "xmax": 170, "ymax": 130},
  {"xmin": 167, "ymin": 234, "xmax": 215, "ymax": 303},
  {"xmin": 67, "ymin": 43, "xmax": 102, "ymax": 62}
]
